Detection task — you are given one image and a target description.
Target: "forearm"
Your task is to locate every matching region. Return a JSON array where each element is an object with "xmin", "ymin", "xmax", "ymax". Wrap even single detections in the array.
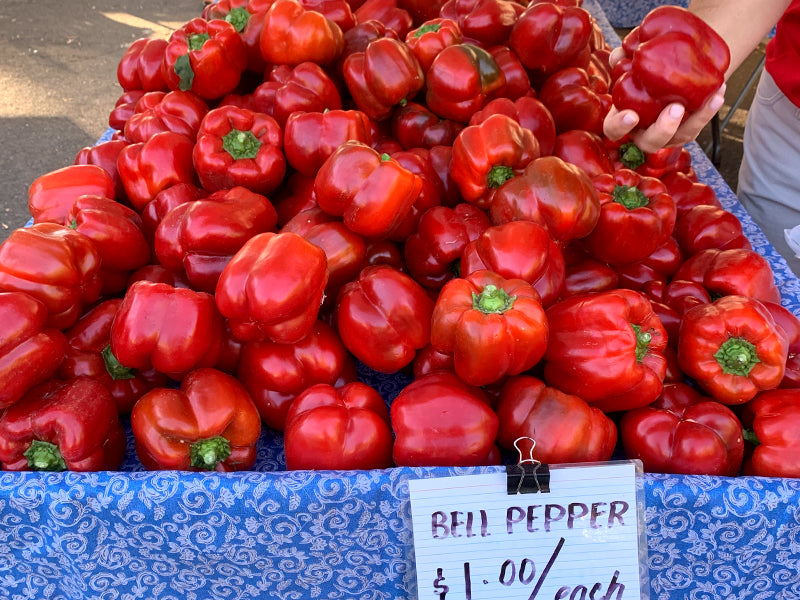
[{"xmin": 688, "ymin": 0, "xmax": 792, "ymax": 77}]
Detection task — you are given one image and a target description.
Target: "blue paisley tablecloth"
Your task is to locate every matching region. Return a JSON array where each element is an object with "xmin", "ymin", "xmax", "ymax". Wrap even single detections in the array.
[{"xmin": 4, "ymin": 1, "xmax": 800, "ymax": 599}]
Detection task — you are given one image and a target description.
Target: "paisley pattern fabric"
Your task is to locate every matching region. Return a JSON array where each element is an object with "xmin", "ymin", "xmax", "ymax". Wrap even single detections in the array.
[
  {"xmin": 596, "ymin": 0, "xmax": 689, "ymax": 28},
  {"xmin": 6, "ymin": 2, "xmax": 800, "ymax": 599}
]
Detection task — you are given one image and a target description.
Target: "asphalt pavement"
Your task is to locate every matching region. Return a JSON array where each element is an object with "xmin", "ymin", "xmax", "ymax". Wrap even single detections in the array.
[{"xmin": 0, "ymin": 0, "xmax": 204, "ymax": 241}]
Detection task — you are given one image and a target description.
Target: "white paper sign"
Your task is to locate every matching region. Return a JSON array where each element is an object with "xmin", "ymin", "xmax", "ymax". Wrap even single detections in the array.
[{"xmin": 408, "ymin": 462, "xmax": 648, "ymax": 600}]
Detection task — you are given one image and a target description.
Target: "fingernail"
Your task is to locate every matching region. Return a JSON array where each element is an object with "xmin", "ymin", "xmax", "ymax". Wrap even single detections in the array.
[
  {"xmin": 710, "ymin": 94, "xmax": 725, "ymax": 112},
  {"xmin": 622, "ymin": 112, "xmax": 637, "ymax": 126},
  {"xmin": 669, "ymin": 104, "xmax": 685, "ymax": 119}
]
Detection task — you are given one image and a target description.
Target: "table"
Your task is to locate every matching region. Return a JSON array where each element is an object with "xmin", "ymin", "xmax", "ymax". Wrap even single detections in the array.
[{"xmin": 2, "ymin": 2, "xmax": 800, "ymax": 599}]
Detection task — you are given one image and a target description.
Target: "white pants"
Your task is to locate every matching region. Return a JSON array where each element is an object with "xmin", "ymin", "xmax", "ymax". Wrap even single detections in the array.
[{"xmin": 738, "ymin": 70, "xmax": 800, "ymax": 276}]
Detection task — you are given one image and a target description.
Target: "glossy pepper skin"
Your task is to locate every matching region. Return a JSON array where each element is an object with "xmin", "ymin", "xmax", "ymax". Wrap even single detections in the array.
[
  {"xmin": 677, "ymin": 295, "xmax": 788, "ymax": 405},
  {"xmin": 673, "ymin": 204, "xmax": 751, "ymax": 256},
  {"xmin": 253, "ymin": 62, "xmax": 343, "ymax": 127},
  {"xmin": 117, "ymin": 38, "xmax": 170, "ymax": 92},
  {"xmin": 201, "ymin": 0, "xmax": 272, "ymax": 73},
  {"xmin": 123, "ymin": 90, "xmax": 209, "ymax": 144},
  {"xmin": 117, "ymin": 131, "xmax": 197, "ymax": 212},
  {"xmin": 552, "ymin": 129, "xmax": 614, "ymax": 178},
  {"xmin": 131, "ymin": 368, "xmax": 261, "ymax": 471},
  {"xmin": 495, "ymin": 375, "xmax": 617, "ymax": 464},
  {"xmin": 403, "ymin": 203, "xmax": 491, "ymax": 290},
  {"xmin": 0, "ymin": 223, "xmax": 102, "ymax": 330},
  {"xmin": 612, "ymin": 5, "xmax": 730, "ymax": 128},
  {"xmin": 336, "ymin": 265, "xmax": 434, "ymax": 374},
  {"xmin": 193, "ymin": 105, "xmax": 286, "ymax": 196},
  {"xmin": 74, "ymin": 139, "xmax": 130, "ymax": 200},
  {"xmin": 404, "ymin": 18, "xmax": 463, "ymax": 73},
  {"xmin": 237, "ymin": 320, "xmax": 356, "ymax": 431},
  {"xmin": 469, "ymin": 96, "xmax": 556, "ymax": 156},
  {"xmin": 155, "ymin": 186, "xmax": 278, "ymax": 293},
  {"xmin": 57, "ymin": 299, "xmax": 168, "ymax": 415},
  {"xmin": 741, "ymin": 389, "xmax": 800, "ymax": 478},
  {"xmin": 490, "ymin": 155, "xmax": 600, "ymax": 245},
  {"xmin": 314, "ymin": 141, "xmax": 422, "ymax": 239},
  {"xmin": 431, "ymin": 269, "xmax": 549, "ymax": 387},
  {"xmin": 425, "ymin": 43, "xmax": 506, "ymax": 123},
  {"xmin": 283, "ymin": 382, "xmax": 393, "ymax": 470},
  {"xmin": 215, "ymin": 232, "xmax": 329, "ymax": 344},
  {"xmin": 0, "ymin": 292, "xmax": 67, "ymax": 410},
  {"xmin": 391, "ymin": 102, "xmax": 463, "ymax": 150},
  {"xmin": 391, "ymin": 371, "xmax": 499, "ymax": 467},
  {"xmin": 621, "ymin": 382, "xmax": 744, "ymax": 476},
  {"xmin": 449, "ymin": 113, "xmax": 539, "ymax": 209},
  {"xmin": 439, "ymin": 0, "xmax": 523, "ymax": 47},
  {"xmin": 538, "ymin": 66, "xmax": 611, "ymax": 136},
  {"xmin": 259, "ymin": 0, "xmax": 345, "ymax": 66},
  {"xmin": 28, "ymin": 164, "xmax": 116, "ymax": 225},
  {"xmin": 583, "ymin": 168, "xmax": 677, "ymax": 266},
  {"xmin": 0, "ymin": 377, "xmax": 126, "ymax": 472},
  {"xmin": 544, "ymin": 288, "xmax": 668, "ymax": 413},
  {"xmin": 163, "ymin": 18, "xmax": 247, "ymax": 100},
  {"xmin": 110, "ymin": 280, "xmax": 225, "ymax": 380}
]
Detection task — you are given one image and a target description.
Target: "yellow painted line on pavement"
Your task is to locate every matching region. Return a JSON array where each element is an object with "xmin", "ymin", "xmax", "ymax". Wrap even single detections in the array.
[{"xmin": 100, "ymin": 13, "xmax": 187, "ymax": 39}]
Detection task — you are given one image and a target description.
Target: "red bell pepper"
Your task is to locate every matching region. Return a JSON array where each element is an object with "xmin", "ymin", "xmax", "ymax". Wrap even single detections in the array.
[
  {"xmin": 127, "ymin": 264, "xmax": 191, "ymax": 289},
  {"xmin": 469, "ymin": 96, "xmax": 556, "ymax": 157},
  {"xmin": 0, "ymin": 377, "xmax": 126, "ymax": 472},
  {"xmin": 28, "ymin": 164, "xmax": 116, "ymax": 225},
  {"xmin": 582, "ymin": 168, "xmax": 677, "ymax": 266},
  {"xmin": 343, "ymin": 37, "xmax": 425, "ymax": 121},
  {"xmin": 741, "ymin": 389, "xmax": 800, "ymax": 478},
  {"xmin": 202, "ymin": 0, "xmax": 272, "ymax": 72},
  {"xmin": 661, "ymin": 171, "xmax": 721, "ymax": 217},
  {"xmin": 260, "ymin": 0, "xmax": 345, "ymax": 66},
  {"xmin": 354, "ymin": 0, "xmax": 414, "ymax": 39},
  {"xmin": 215, "ymin": 231, "xmax": 329, "ymax": 344},
  {"xmin": 538, "ymin": 66, "xmax": 611, "ymax": 135},
  {"xmin": 678, "ymin": 295, "xmax": 788, "ymax": 405},
  {"xmin": 337, "ymin": 19, "xmax": 398, "ymax": 74},
  {"xmin": 300, "ymin": 0, "xmax": 357, "ymax": 31},
  {"xmin": 391, "ymin": 371, "xmax": 499, "ymax": 467},
  {"xmin": 74, "ymin": 139, "xmax": 129, "ymax": 200},
  {"xmin": 439, "ymin": 0, "xmax": 524, "ymax": 47},
  {"xmin": 614, "ymin": 236, "xmax": 683, "ymax": 293},
  {"xmin": 430, "ymin": 269, "xmax": 548, "ymax": 386},
  {"xmin": 509, "ymin": 2, "xmax": 592, "ymax": 80},
  {"xmin": 552, "ymin": 129, "xmax": 614, "ymax": 178},
  {"xmin": 404, "ymin": 203, "xmax": 491, "ymax": 289},
  {"xmin": 58, "ymin": 299, "xmax": 168, "ymax": 414},
  {"xmin": 131, "ymin": 368, "xmax": 262, "ymax": 471},
  {"xmin": 237, "ymin": 320, "xmax": 357, "ymax": 430},
  {"xmin": 489, "ymin": 155, "xmax": 600, "ymax": 245},
  {"xmin": 283, "ymin": 109, "xmax": 374, "ymax": 177},
  {"xmin": 109, "ymin": 90, "xmax": 146, "ymax": 134},
  {"xmin": 495, "ymin": 375, "xmax": 617, "ymax": 464},
  {"xmin": 154, "ymin": 186, "xmax": 278, "ymax": 293},
  {"xmin": 117, "ymin": 130, "xmax": 197, "ymax": 213},
  {"xmin": 193, "ymin": 105, "xmax": 286, "ymax": 196},
  {"xmin": 139, "ymin": 182, "xmax": 207, "ymax": 246},
  {"xmin": 163, "ymin": 17, "xmax": 247, "ymax": 100},
  {"xmin": 487, "ymin": 45, "xmax": 533, "ymax": 98},
  {"xmin": 450, "ymin": 113, "xmax": 539, "ymax": 209},
  {"xmin": 117, "ymin": 38, "xmax": 169, "ymax": 92},
  {"xmin": 673, "ymin": 204, "xmax": 752, "ymax": 256},
  {"xmin": 672, "ymin": 247, "xmax": 782, "ymax": 306},
  {"xmin": 612, "ymin": 5, "xmax": 730, "ymax": 128},
  {"xmin": 314, "ymin": 140, "xmax": 422, "ymax": 239},
  {"xmin": 544, "ymin": 288, "xmax": 668, "ymax": 413},
  {"xmin": 404, "ymin": 18, "xmax": 463, "ymax": 73},
  {"xmin": 620, "ymin": 382, "xmax": 744, "ymax": 476},
  {"xmin": 363, "ymin": 239, "xmax": 407, "ymax": 272},
  {"xmin": 336, "ymin": 265, "xmax": 434, "ymax": 373},
  {"xmin": 110, "ymin": 280, "xmax": 225, "ymax": 379},
  {"xmin": 283, "ymin": 382, "xmax": 393, "ymax": 470},
  {"xmin": 561, "ymin": 256, "xmax": 619, "ymax": 298},
  {"xmin": 0, "ymin": 292, "xmax": 67, "ymax": 410},
  {"xmin": 252, "ymin": 62, "xmax": 343, "ymax": 127},
  {"xmin": 66, "ymin": 194, "xmax": 151, "ymax": 296},
  {"xmin": 385, "ymin": 148, "xmax": 444, "ymax": 242},
  {"xmin": 391, "ymin": 102, "xmax": 464, "ymax": 150},
  {"xmin": 425, "ymin": 43, "xmax": 506, "ymax": 122},
  {"xmin": 761, "ymin": 301, "xmax": 800, "ymax": 389},
  {"xmin": 460, "ymin": 220, "xmax": 565, "ymax": 307},
  {"xmin": 123, "ymin": 90, "xmax": 209, "ymax": 144},
  {"xmin": 0, "ymin": 223, "xmax": 102, "ymax": 330}
]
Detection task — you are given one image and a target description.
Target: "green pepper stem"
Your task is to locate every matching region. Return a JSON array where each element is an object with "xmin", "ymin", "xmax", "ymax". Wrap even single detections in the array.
[
  {"xmin": 226, "ymin": 7, "xmax": 250, "ymax": 32},
  {"xmin": 618, "ymin": 142, "xmax": 645, "ymax": 170},
  {"xmin": 102, "ymin": 345, "xmax": 136, "ymax": 380},
  {"xmin": 174, "ymin": 53, "xmax": 194, "ymax": 91},
  {"xmin": 613, "ymin": 184, "xmax": 649, "ymax": 210},
  {"xmin": 223, "ymin": 129, "xmax": 262, "ymax": 160},
  {"xmin": 187, "ymin": 33, "xmax": 210, "ymax": 51},
  {"xmin": 631, "ymin": 324, "xmax": 652, "ymax": 362},
  {"xmin": 190, "ymin": 436, "xmax": 232, "ymax": 470},
  {"xmin": 713, "ymin": 336, "xmax": 760, "ymax": 377},
  {"xmin": 413, "ymin": 22, "xmax": 442, "ymax": 36},
  {"xmin": 487, "ymin": 165, "xmax": 515, "ymax": 189},
  {"xmin": 24, "ymin": 440, "xmax": 67, "ymax": 471},
  {"xmin": 742, "ymin": 428, "xmax": 760, "ymax": 446},
  {"xmin": 472, "ymin": 284, "xmax": 515, "ymax": 314}
]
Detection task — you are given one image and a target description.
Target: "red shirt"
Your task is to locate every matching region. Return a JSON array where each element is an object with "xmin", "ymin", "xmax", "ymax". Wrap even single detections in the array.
[{"xmin": 766, "ymin": 0, "xmax": 800, "ymax": 106}]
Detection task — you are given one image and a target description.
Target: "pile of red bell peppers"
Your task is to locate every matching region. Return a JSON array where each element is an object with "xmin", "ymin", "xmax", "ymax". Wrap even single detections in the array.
[{"xmin": 0, "ymin": 0, "xmax": 798, "ymax": 479}]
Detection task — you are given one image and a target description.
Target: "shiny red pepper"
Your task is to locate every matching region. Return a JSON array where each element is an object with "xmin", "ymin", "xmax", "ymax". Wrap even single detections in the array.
[
  {"xmin": 552, "ymin": 129, "xmax": 614, "ymax": 178},
  {"xmin": 544, "ymin": 288, "xmax": 668, "ymax": 413},
  {"xmin": 741, "ymin": 388, "xmax": 800, "ymax": 478},
  {"xmin": 74, "ymin": 139, "xmax": 129, "ymax": 200},
  {"xmin": 431, "ymin": 269, "xmax": 548, "ymax": 386},
  {"xmin": 283, "ymin": 382, "xmax": 394, "ymax": 470},
  {"xmin": 391, "ymin": 101, "xmax": 464, "ymax": 150},
  {"xmin": 123, "ymin": 90, "xmax": 209, "ymax": 144},
  {"xmin": 117, "ymin": 38, "xmax": 169, "ymax": 92},
  {"xmin": 673, "ymin": 204, "xmax": 752, "ymax": 256},
  {"xmin": 28, "ymin": 164, "xmax": 116, "ymax": 225},
  {"xmin": 354, "ymin": 0, "xmax": 414, "ymax": 39},
  {"xmin": 439, "ymin": 0, "xmax": 523, "ymax": 47},
  {"xmin": 0, "ymin": 292, "xmax": 67, "ymax": 410},
  {"xmin": 404, "ymin": 18, "xmax": 463, "ymax": 73},
  {"xmin": 131, "ymin": 368, "xmax": 262, "ymax": 471},
  {"xmin": 538, "ymin": 66, "xmax": 611, "ymax": 135},
  {"xmin": 260, "ymin": 0, "xmax": 345, "ymax": 66},
  {"xmin": 468, "ymin": 96, "xmax": 556, "ymax": 156},
  {"xmin": 202, "ymin": 0, "xmax": 272, "ymax": 72},
  {"xmin": 678, "ymin": 295, "xmax": 788, "ymax": 405},
  {"xmin": 0, "ymin": 377, "xmax": 126, "ymax": 472}
]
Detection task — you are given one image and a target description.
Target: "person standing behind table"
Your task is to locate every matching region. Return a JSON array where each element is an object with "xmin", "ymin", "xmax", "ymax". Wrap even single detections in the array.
[{"xmin": 603, "ymin": 0, "xmax": 800, "ymax": 274}]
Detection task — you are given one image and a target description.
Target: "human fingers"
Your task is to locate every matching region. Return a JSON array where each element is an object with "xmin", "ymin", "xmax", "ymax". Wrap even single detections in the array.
[
  {"xmin": 629, "ymin": 103, "xmax": 685, "ymax": 153},
  {"xmin": 608, "ymin": 46, "xmax": 626, "ymax": 68},
  {"xmin": 663, "ymin": 85, "xmax": 727, "ymax": 147},
  {"xmin": 603, "ymin": 105, "xmax": 639, "ymax": 141}
]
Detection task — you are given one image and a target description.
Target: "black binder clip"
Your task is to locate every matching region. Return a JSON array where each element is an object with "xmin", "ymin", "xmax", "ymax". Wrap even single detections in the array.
[{"xmin": 506, "ymin": 437, "xmax": 550, "ymax": 494}]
